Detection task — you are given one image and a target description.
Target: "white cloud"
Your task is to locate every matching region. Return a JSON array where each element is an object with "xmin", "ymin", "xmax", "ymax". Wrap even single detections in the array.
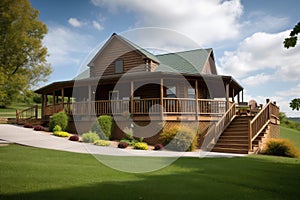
[
  {"xmin": 219, "ymin": 30, "xmax": 300, "ymax": 80},
  {"xmin": 68, "ymin": 18, "xmax": 84, "ymax": 27},
  {"xmin": 92, "ymin": 20, "xmax": 103, "ymax": 31},
  {"xmin": 44, "ymin": 26, "xmax": 94, "ymax": 67},
  {"xmin": 276, "ymin": 84, "xmax": 300, "ymax": 98},
  {"xmin": 242, "ymin": 73, "xmax": 272, "ymax": 87},
  {"xmin": 91, "ymin": 0, "xmax": 243, "ymax": 46}
]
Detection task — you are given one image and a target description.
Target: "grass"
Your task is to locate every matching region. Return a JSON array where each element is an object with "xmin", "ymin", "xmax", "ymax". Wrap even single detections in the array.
[
  {"xmin": 0, "ymin": 102, "xmax": 41, "ymax": 118},
  {"xmin": 1, "ymin": 144, "xmax": 300, "ymax": 199},
  {"xmin": 280, "ymin": 126, "xmax": 300, "ymax": 149}
]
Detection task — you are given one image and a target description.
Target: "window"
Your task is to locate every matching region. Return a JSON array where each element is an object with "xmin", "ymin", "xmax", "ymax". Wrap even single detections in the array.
[
  {"xmin": 166, "ymin": 86, "xmax": 176, "ymax": 98},
  {"xmin": 115, "ymin": 60, "xmax": 123, "ymax": 73},
  {"xmin": 109, "ymin": 90, "xmax": 119, "ymax": 100},
  {"xmin": 187, "ymin": 87, "xmax": 196, "ymax": 99}
]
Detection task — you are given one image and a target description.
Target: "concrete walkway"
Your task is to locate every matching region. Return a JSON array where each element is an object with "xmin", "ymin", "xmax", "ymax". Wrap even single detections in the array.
[{"xmin": 0, "ymin": 124, "xmax": 245, "ymax": 158}]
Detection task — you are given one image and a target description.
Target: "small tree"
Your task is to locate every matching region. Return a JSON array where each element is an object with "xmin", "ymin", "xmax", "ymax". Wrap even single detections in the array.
[
  {"xmin": 284, "ymin": 22, "xmax": 300, "ymax": 49},
  {"xmin": 290, "ymin": 98, "xmax": 300, "ymax": 111}
]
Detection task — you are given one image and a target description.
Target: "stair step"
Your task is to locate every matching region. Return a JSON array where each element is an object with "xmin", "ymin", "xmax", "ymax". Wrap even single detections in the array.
[
  {"xmin": 214, "ymin": 143, "xmax": 248, "ymax": 149},
  {"xmin": 219, "ymin": 135, "xmax": 248, "ymax": 139},
  {"xmin": 212, "ymin": 147, "xmax": 248, "ymax": 154},
  {"xmin": 217, "ymin": 139, "xmax": 248, "ymax": 144},
  {"xmin": 222, "ymin": 132, "xmax": 248, "ymax": 136}
]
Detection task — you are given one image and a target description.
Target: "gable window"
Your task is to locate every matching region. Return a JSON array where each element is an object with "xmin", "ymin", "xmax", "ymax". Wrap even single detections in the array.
[{"xmin": 115, "ymin": 60, "xmax": 123, "ymax": 73}]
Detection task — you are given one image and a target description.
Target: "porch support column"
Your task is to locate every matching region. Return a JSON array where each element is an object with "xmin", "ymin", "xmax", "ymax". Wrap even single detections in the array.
[
  {"xmin": 42, "ymin": 94, "xmax": 46, "ymax": 120},
  {"xmin": 52, "ymin": 91, "xmax": 55, "ymax": 114},
  {"xmin": 225, "ymin": 83, "xmax": 230, "ymax": 110},
  {"xmin": 195, "ymin": 80, "xmax": 199, "ymax": 121},
  {"xmin": 160, "ymin": 78, "xmax": 164, "ymax": 120},
  {"xmin": 242, "ymin": 90, "xmax": 244, "ymax": 102},
  {"xmin": 88, "ymin": 84, "xmax": 92, "ymax": 115},
  {"xmin": 61, "ymin": 88, "xmax": 65, "ymax": 110},
  {"xmin": 130, "ymin": 81, "xmax": 134, "ymax": 115},
  {"xmin": 232, "ymin": 88, "xmax": 235, "ymax": 102},
  {"xmin": 237, "ymin": 92, "xmax": 240, "ymax": 104}
]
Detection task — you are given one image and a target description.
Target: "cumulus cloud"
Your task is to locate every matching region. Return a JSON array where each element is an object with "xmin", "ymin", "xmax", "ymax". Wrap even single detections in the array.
[
  {"xmin": 68, "ymin": 18, "xmax": 85, "ymax": 27},
  {"xmin": 91, "ymin": 0, "xmax": 243, "ymax": 46},
  {"xmin": 44, "ymin": 26, "xmax": 94, "ymax": 67},
  {"xmin": 241, "ymin": 73, "xmax": 272, "ymax": 87},
  {"xmin": 93, "ymin": 20, "xmax": 103, "ymax": 31},
  {"xmin": 219, "ymin": 30, "xmax": 300, "ymax": 80}
]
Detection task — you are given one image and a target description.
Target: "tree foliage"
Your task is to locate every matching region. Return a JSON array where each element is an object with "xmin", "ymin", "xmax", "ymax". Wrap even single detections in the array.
[
  {"xmin": 284, "ymin": 22, "xmax": 300, "ymax": 49},
  {"xmin": 0, "ymin": 0, "xmax": 51, "ymax": 107},
  {"xmin": 290, "ymin": 98, "xmax": 300, "ymax": 111}
]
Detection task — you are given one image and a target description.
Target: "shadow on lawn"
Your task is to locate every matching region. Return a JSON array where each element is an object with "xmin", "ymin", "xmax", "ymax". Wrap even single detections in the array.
[{"xmin": 1, "ymin": 156, "xmax": 300, "ymax": 200}]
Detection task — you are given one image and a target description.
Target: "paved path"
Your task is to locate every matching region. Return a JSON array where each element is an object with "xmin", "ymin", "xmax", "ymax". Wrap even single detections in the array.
[{"xmin": 0, "ymin": 124, "xmax": 245, "ymax": 158}]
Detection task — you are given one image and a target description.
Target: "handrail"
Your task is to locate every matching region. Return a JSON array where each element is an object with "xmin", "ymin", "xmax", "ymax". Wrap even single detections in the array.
[
  {"xmin": 16, "ymin": 105, "xmax": 38, "ymax": 124},
  {"xmin": 201, "ymin": 102, "xmax": 236, "ymax": 151},
  {"xmin": 249, "ymin": 102, "xmax": 279, "ymax": 151}
]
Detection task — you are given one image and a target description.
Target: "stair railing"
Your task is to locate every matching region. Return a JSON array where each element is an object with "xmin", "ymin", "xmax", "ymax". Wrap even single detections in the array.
[
  {"xmin": 16, "ymin": 105, "xmax": 38, "ymax": 124},
  {"xmin": 248, "ymin": 102, "xmax": 279, "ymax": 151},
  {"xmin": 201, "ymin": 102, "xmax": 236, "ymax": 151}
]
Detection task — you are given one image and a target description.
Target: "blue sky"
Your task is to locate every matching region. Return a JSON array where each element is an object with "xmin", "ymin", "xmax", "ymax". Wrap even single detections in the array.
[{"xmin": 30, "ymin": 0, "xmax": 300, "ymax": 117}]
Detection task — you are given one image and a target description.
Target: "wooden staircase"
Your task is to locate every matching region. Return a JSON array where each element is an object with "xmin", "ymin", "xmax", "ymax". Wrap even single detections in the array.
[{"xmin": 212, "ymin": 116, "xmax": 253, "ymax": 154}]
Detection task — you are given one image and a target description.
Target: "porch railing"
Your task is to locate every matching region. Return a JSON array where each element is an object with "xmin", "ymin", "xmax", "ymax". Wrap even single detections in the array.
[
  {"xmin": 249, "ymin": 102, "xmax": 279, "ymax": 151},
  {"xmin": 44, "ymin": 98, "xmax": 228, "ymax": 117},
  {"xmin": 200, "ymin": 102, "xmax": 236, "ymax": 151},
  {"xmin": 16, "ymin": 105, "xmax": 38, "ymax": 124}
]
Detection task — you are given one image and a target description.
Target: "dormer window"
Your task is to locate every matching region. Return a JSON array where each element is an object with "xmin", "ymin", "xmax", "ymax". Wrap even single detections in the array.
[{"xmin": 115, "ymin": 60, "xmax": 123, "ymax": 73}]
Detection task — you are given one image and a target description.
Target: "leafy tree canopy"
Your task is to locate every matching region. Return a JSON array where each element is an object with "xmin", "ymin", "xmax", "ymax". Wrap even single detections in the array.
[
  {"xmin": 0, "ymin": 0, "xmax": 51, "ymax": 107},
  {"xmin": 284, "ymin": 22, "xmax": 300, "ymax": 49},
  {"xmin": 290, "ymin": 98, "xmax": 300, "ymax": 111}
]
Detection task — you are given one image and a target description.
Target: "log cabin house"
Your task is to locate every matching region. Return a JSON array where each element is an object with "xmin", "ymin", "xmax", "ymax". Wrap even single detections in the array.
[{"xmin": 32, "ymin": 33, "xmax": 279, "ymax": 154}]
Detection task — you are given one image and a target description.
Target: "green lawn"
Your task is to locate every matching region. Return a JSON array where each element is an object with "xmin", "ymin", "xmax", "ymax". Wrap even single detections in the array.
[
  {"xmin": 280, "ymin": 126, "xmax": 300, "ymax": 149},
  {"xmin": 1, "ymin": 144, "xmax": 300, "ymax": 199},
  {"xmin": 0, "ymin": 103, "xmax": 41, "ymax": 118}
]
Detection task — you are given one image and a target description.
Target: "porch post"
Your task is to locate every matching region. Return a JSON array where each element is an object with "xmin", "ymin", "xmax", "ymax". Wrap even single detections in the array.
[
  {"xmin": 130, "ymin": 81, "xmax": 134, "ymax": 115},
  {"xmin": 237, "ymin": 92, "xmax": 240, "ymax": 104},
  {"xmin": 195, "ymin": 80, "xmax": 199, "ymax": 121},
  {"xmin": 61, "ymin": 88, "xmax": 65, "ymax": 110},
  {"xmin": 52, "ymin": 92, "xmax": 55, "ymax": 114},
  {"xmin": 225, "ymin": 83, "xmax": 229, "ymax": 110},
  {"xmin": 242, "ymin": 90, "xmax": 244, "ymax": 102},
  {"xmin": 41, "ymin": 94, "xmax": 46, "ymax": 120},
  {"xmin": 88, "ymin": 84, "xmax": 92, "ymax": 115},
  {"xmin": 160, "ymin": 78, "xmax": 164, "ymax": 120},
  {"xmin": 232, "ymin": 88, "xmax": 235, "ymax": 102}
]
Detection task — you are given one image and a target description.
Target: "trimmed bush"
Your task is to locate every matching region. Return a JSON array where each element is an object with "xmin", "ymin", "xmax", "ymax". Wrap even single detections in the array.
[
  {"xmin": 159, "ymin": 126, "xmax": 198, "ymax": 152},
  {"xmin": 118, "ymin": 142, "xmax": 128, "ymax": 149},
  {"xmin": 53, "ymin": 125, "xmax": 62, "ymax": 132},
  {"xmin": 49, "ymin": 112, "xmax": 68, "ymax": 131},
  {"xmin": 33, "ymin": 125, "xmax": 45, "ymax": 131},
  {"xmin": 82, "ymin": 131, "xmax": 100, "ymax": 143},
  {"xmin": 69, "ymin": 135, "xmax": 80, "ymax": 141},
  {"xmin": 53, "ymin": 131, "xmax": 70, "ymax": 137},
  {"xmin": 94, "ymin": 140, "xmax": 110, "ymax": 146},
  {"xmin": 262, "ymin": 138, "xmax": 299, "ymax": 158},
  {"xmin": 133, "ymin": 142, "xmax": 148, "ymax": 150},
  {"xmin": 154, "ymin": 144, "xmax": 164, "ymax": 150},
  {"xmin": 91, "ymin": 115, "xmax": 114, "ymax": 139},
  {"xmin": 23, "ymin": 124, "xmax": 33, "ymax": 128}
]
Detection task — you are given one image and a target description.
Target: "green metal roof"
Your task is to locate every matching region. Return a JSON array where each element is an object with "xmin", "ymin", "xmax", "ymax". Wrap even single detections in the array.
[{"xmin": 155, "ymin": 48, "xmax": 212, "ymax": 75}]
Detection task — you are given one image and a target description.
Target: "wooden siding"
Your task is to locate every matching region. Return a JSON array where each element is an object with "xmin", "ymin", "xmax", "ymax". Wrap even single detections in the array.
[{"xmin": 92, "ymin": 37, "xmax": 147, "ymax": 77}]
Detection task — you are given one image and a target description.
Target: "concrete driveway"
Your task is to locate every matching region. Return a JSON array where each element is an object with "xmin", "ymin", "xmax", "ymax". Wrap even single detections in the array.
[{"xmin": 0, "ymin": 124, "xmax": 245, "ymax": 158}]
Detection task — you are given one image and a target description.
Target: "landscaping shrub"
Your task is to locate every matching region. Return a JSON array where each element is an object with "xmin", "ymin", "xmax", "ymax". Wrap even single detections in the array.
[
  {"xmin": 53, "ymin": 125, "xmax": 62, "ymax": 132},
  {"xmin": 69, "ymin": 135, "xmax": 80, "ymax": 141},
  {"xmin": 154, "ymin": 144, "xmax": 164, "ymax": 150},
  {"xmin": 94, "ymin": 140, "xmax": 110, "ymax": 146},
  {"xmin": 33, "ymin": 125, "xmax": 45, "ymax": 131},
  {"xmin": 118, "ymin": 142, "xmax": 128, "ymax": 149},
  {"xmin": 91, "ymin": 115, "xmax": 114, "ymax": 139},
  {"xmin": 160, "ymin": 126, "xmax": 198, "ymax": 152},
  {"xmin": 53, "ymin": 131, "xmax": 70, "ymax": 137},
  {"xmin": 262, "ymin": 138, "xmax": 299, "ymax": 158},
  {"xmin": 133, "ymin": 142, "xmax": 148, "ymax": 150},
  {"xmin": 23, "ymin": 124, "xmax": 33, "ymax": 128},
  {"xmin": 81, "ymin": 131, "xmax": 100, "ymax": 143},
  {"xmin": 49, "ymin": 111, "xmax": 68, "ymax": 131}
]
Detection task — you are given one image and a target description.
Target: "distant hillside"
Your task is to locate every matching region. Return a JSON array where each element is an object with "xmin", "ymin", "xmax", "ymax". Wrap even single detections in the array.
[{"xmin": 288, "ymin": 118, "xmax": 300, "ymax": 122}]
